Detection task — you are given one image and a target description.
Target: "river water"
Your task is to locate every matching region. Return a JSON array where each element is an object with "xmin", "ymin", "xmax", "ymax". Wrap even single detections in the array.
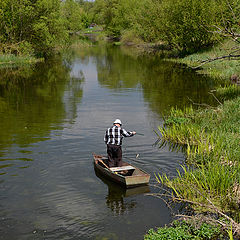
[{"xmin": 0, "ymin": 44, "xmax": 217, "ymax": 240}]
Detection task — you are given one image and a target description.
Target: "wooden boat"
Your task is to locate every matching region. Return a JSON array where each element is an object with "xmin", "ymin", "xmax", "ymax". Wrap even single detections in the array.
[
  {"xmin": 93, "ymin": 153, "xmax": 150, "ymax": 188},
  {"xmin": 95, "ymin": 168, "xmax": 151, "ymax": 196}
]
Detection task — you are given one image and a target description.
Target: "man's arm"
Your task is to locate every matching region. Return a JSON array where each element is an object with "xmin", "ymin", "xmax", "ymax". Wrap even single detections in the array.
[{"xmin": 121, "ymin": 128, "xmax": 136, "ymax": 137}]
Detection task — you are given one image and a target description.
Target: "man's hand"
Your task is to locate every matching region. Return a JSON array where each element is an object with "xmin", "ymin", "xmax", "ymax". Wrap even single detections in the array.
[{"xmin": 132, "ymin": 131, "xmax": 136, "ymax": 135}]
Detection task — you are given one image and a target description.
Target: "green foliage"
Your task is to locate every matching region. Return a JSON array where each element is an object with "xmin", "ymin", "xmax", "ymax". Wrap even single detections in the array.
[
  {"xmin": 61, "ymin": 0, "xmax": 91, "ymax": 32},
  {"xmin": 120, "ymin": 29, "xmax": 144, "ymax": 45},
  {"xmin": 89, "ymin": 0, "xmax": 240, "ymax": 53},
  {"xmin": 177, "ymin": 40, "xmax": 240, "ymax": 80},
  {"xmin": 144, "ymin": 221, "xmax": 221, "ymax": 240},
  {"xmin": 156, "ymin": 0, "xmax": 217, "ymax": 53},
  {"xmin": 157, "ymin": 97, "xmax": 240, "ymax": 218},
  {"xmin": 164, "ymin": 116, "xmax": 189, "ymax": 126},
  {"xmin": 216, "ymin": 85, "xmax": 240, "ymax": 101},
  {"xmin": 164, "ymin": 107, "xmax": 193, "ymax": 126},
  {"xmin": 18, "ymin": 41, "xmax": 34, "ymax": 56},
  {"xmin": 228, "ymin": 225, "xmax": 234, "ymax": 240},
  {"xmin": 90, "ymin": 0, "xmax": 150, "ymax": 39},
  {"xmin": 0, "ymin": 0, "xmax": 65, "ymax": 56},
  {"xmin": 0, "ymin": 0, "xmax": 92, "ymax": 57},
  {"xmin": 0, "ymin": 54, "xmax": 41, "ymax": 67}
]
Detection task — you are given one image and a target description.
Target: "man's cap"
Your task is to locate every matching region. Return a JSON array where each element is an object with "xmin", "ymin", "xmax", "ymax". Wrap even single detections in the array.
[{"xmin": 113, "ymin": 119, "xmax": 122, "ymax": 125}]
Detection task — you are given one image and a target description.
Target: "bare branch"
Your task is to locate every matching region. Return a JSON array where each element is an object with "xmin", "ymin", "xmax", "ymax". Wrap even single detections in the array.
[
  {"xmin": 173, "ymin": 196, "xmax": 240, "ymax": 236},
  {"xmin": 146, "ymin": 193, "xmax": 174, "ymax": 211},
  {"xmin": 208, "ymin": 91, "xmax": 223, "ymax": 105},
  {"xmin": 187, "ymin": 97, "xmax": 214, "ymax": 108},
  {"xmin": 192, "ymin": 54, "xmax": 240, "ymax": 69}
]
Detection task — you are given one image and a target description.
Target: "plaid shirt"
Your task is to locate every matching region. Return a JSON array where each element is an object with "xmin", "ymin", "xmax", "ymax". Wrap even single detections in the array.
[{"xmin": 104, "ymin": 125, "xmax": 134, "ymax": 146}]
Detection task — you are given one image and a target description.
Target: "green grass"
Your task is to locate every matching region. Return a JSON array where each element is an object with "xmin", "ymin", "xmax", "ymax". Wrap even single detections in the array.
[
  {"xmin": 144, "ymin": 220, "xmax": 222, "ymax": 240},
  {"xmin": 216, "ymin": 85, "xmax": 240, "ymax": 101},
  {"xmin": 176, "ymin": 40, "xmax": 240, "ymax": 80},
  {"xmin": 80, "ymin": 25, "xmax": 103, "ymax": 34},
  {"xmin": 0, "ymin": 54, "xmax": 42, "ymax": 68},
  {"xmin": 157, "ymin": 96, "xmax": 240, "ymax": 220}
]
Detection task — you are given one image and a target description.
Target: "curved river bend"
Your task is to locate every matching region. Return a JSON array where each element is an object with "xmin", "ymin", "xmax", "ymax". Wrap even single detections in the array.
[{"xmin": 0, "ymin": 45, "xmax": 217, "ymax": 240}]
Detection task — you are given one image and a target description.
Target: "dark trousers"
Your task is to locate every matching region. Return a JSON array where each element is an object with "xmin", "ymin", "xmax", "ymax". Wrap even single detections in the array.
[{"xmin": 107, "ymin": 144, "xmax": 122, "ymax": 167}]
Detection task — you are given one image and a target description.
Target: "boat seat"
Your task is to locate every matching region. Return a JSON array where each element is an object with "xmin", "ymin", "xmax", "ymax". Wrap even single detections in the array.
[{"xmin": 110, "ymin": 166, "xmax": 135, "ymax": 172}]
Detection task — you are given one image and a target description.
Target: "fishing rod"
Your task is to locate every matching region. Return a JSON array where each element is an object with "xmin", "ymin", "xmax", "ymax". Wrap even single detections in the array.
[
  {"xmin": 123, "ymin": 121, "xmax": 144, "ymax": 136},
  {"xmin": 136, "ymin": 132, "xmax": 144, "ymax": 136}
]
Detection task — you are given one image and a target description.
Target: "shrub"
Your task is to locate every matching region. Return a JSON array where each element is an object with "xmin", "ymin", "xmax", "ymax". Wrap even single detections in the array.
[{"xmin": 144, "ymin": 221, "xmax": 221, "ymax": 240}]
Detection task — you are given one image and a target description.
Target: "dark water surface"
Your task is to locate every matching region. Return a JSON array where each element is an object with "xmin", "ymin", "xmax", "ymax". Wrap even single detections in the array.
[{"xmin": 0, "ymin": 45, "xmax": 217, "ymax": 240}]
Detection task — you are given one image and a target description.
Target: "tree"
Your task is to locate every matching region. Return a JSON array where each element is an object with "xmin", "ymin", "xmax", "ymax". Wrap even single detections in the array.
[
  {"xmin": 0, "ymin": 0, "xmax": 92, "ymax": 57},
  {"xmin": 61, "ymin": 0, "xmax": 90, "ymax": 32},
  {"xmin": 193, "ymin": 1, "xmax": 240, "ymax": 68}
]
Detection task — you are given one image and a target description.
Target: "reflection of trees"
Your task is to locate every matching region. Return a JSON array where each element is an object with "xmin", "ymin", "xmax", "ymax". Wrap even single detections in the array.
[
  {"xmin": 65, "ymin": 71, "xmax": 85, "ymax": 122},
  {"xmin": 95, "ymin": 168, "xmax": 150, "ymax": 216},
  {"xmin": 86, "ymin": 45, "xmax": 218, "ymax": 112},
  {"xmin": 141, "ymin": 59, "xmax": 218, "ymax": 112},
  {"xmin": 0, "ymin": 56, "xmax": 84, "ymax": 156},
  {"xmin": 96, "ymin": 47, "xmax": 142, "ymax": 90}
]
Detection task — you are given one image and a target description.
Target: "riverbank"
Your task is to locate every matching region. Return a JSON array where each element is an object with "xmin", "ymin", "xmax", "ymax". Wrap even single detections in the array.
[
  {"xmin": 175, "ymin": 40, "xmax": 240, "ymax": 81},
  {"xmin": 124, "ymin": 39, "xmax": 239, "ymax": 83},
  {"xmin": 140, "ymin": 37, "xmax": 240, "ymax": 239},
  {"xmin": 0, "ymin": 54, "xmax": 43, "ymax": 68},
  {"xmin": 153, "ymin": 93, "xmax": 240, "ymax": 238}
]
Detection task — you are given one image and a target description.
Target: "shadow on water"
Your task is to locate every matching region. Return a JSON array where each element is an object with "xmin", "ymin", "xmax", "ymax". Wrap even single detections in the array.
[{"xmin": 94, "ymin": 167, "xmax": 150, "ymax": 215}]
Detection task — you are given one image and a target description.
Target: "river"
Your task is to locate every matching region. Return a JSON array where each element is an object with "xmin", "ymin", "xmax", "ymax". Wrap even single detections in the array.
[{"xmin": 0, "ymin": 44, "xmax": 217, "ymax": 240}]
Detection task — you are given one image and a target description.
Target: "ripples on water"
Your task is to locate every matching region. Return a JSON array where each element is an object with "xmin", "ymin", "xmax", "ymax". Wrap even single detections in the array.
[{"xmin": 0, "ymin": 45, "xmax": 217, "ymax": 239}]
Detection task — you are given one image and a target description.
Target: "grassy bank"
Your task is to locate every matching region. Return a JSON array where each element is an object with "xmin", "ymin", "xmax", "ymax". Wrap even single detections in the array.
[
  {"xmin": 0, "ymin": 54, "xmax": 42, "ymax": 68},
  {"xmin": 176, "ymin": 40, "xmax": 240, "ymax": 81},
  {"xmin": 146, "ymin": 37, "xmax": 240, "ymax": 238},
  {"xmin": 154, "ymin": 94, "xmax": 240, "ymax": 238}
]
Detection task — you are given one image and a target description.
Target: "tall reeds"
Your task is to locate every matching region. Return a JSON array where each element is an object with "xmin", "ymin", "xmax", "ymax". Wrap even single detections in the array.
[{"xmin": 157, "ymin": 97, "xmax": 240, "ymax": 220}]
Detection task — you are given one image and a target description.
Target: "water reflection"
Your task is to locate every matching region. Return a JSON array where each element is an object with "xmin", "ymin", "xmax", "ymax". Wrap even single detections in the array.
[
  {"xmin": 0, "ymin": 56, "xmax": 84, "ymax": 174},
  {"xmin": 155, "ymin": 138, "xmax": 186, "ymax": 154},
  {"xmin": 95, "ymin": 168, "xmax": 150, "ymax": 216},
  {"xmin": 0, "ymin": 43, "xmax": 220, "ymax": 240},
  {"xmin": 75, "ymin": 46, "xmax": 218, "ymax": 113}
]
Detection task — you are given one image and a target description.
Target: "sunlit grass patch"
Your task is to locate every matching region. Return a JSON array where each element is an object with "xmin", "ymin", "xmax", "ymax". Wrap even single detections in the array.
[
  {"xmin": 0, "ymin": 54, "xmax": 41, "ymax": 68},
  {"xmin": 177, "ymin": 40, "xmax": 240, "ymax": 80}
]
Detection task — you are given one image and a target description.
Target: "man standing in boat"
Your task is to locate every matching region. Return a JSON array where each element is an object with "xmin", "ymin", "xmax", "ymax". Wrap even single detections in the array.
[{"xmin": 104, "ymin": 119, "xmax": 136, "ymax": 167}]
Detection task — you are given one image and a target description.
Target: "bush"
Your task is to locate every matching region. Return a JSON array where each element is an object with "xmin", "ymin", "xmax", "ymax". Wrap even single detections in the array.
[
  {"xmin": 144, "ymin": 221, "xmax": 221, "ymax": 240},
  {"xmin": 19, "ymin": 41, "xmax": 34, "ymax": 56},
  {"xmin": 120, "ymin": 29, "xmax": 143, "ymax": 45}
]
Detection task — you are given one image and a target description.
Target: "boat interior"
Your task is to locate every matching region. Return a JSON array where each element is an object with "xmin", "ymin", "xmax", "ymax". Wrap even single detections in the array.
[{"xmin": 97, "ymin": 156, "xmax": 144, "ymax": 176}]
